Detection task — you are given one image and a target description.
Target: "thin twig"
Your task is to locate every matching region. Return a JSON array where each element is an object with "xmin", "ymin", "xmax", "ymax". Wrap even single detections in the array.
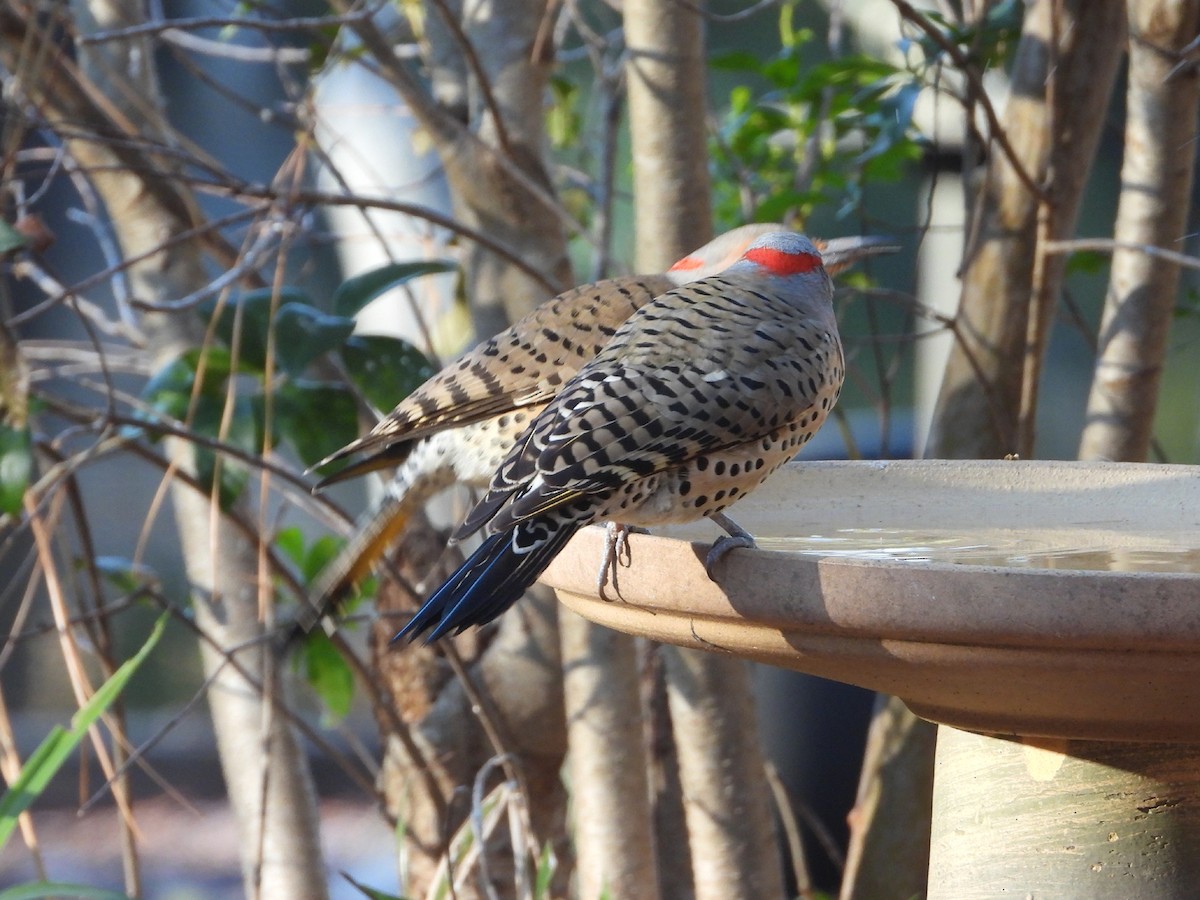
[
  {"xmin": 76, "ymin": 11, "xmax": 372, "ymax": 44},
  {"xmin": 588, "ymin": 56, "xmax": 624, "ymax": 281},
  {"xmin": 329, "ymin": 0, "xmax": 586, "ymax": 242},
  {"xmin": 472, "ymin": 756, "xmax": 511, "ymax": 900},
  {"xmin": 1043, "ymin": 237, "xmax": 1200, "ymax": 271},
  {"xmin": 195, "ymin": 179, "xmax": 561, "ymax": 296},
  {"xmin": 128, "ymin": 219, "xmax": 281, "ymax": 312},
  {"xmin": 6, "ymin": 204, "xmax": 269, "ymax": 331},
  {"xmin": 0, "ymin": 684, "xmax": 47, "ymax": 879},
  {"xmin": 671, "ymin": 0, "xmax": 781, "ymax": 23},
  {"xmin": 157, "ymin": 28, "xmax": 309, "ymax": 65},
  {"xmin": 9, "ymin": 260, "xmax": 142, "ymax": 341},
  {"xmin": 169, "ymin": 603, "xmax": 383, "ymax": 799},
  {"xmin": 426, "ymin": 0, "xmax": 514, "ymax": 160},
  {"xmin": 764, "ymin": 761, "xmax": 812, "ymax": 898},
  {"xmin": 328, "ymin": 631, "xmax": 444, "ymax": 825},
  {"xmin": 887, "ymin": 0, "xmax": 1046, "ymax": 201},
  {"xmin": 21, "ymin": 489, "xmax": 132, "ymax": 830}
]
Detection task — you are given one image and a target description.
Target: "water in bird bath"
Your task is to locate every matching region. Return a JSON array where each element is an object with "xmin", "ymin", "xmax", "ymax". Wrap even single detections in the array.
[{"xmin": 751, "ymin": 527, "xmax": 1200, "ymax": 573}]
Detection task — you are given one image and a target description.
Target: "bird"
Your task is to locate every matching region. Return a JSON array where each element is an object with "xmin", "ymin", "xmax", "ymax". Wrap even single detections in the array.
[
  {"xmin": 394, "ymin": 231, "xmax": 845, "ymax": 643},
  {"xmin": 302, "ymin": 225, "xmax": 779, "ymax": 630},
  {"xmin": 302, "ymin": 228, "xmax": 894, "ymax": 634}
]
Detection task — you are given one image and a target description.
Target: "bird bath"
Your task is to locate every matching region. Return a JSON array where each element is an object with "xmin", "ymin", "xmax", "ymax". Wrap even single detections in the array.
[{"xmin": 540, "ymin": 459, "xmax": 1200, "ymax": 897}]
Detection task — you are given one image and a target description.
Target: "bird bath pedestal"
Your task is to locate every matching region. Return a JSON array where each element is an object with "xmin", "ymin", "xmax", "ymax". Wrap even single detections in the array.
[{"xmin": 540, "ymin": 460, "xmax": 1200, "ymax": 898}]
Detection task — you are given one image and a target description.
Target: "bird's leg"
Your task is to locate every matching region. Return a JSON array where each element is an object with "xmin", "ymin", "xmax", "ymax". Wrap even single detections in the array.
[
  {"xmin": 597, "ymin": 521, "xmax": 648, "ymax": 601},
  {"xmin": 704, "ymin": 511, "xmax": 757, "ymax": 579}
]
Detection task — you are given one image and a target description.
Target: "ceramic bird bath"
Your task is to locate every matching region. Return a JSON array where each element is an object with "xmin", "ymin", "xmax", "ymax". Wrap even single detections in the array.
[{"xmin": 541, "ymin": 459, "xmax": 1200, "ymax": 897}]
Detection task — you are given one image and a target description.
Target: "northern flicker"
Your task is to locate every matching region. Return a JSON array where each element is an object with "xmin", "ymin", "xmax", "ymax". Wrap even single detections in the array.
[
  {"xmin": 303, "ymin": 228, "xmax": 893, "ymax": 633},
  {"xmin": 302, "ymin": 225, "xmax": 775, "ymax": 629},
  {"xmin": 395, "ymin": 232, "xmax": 846, "ymax": 643}
]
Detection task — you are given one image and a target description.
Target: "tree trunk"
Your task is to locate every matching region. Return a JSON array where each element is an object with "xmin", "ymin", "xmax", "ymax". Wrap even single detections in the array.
[
  {"xmin": 1077, "ymin": 0, "xmax": 1200, "ymax": 462},
  {"xmin": 625, "ymin": 0, "xmax": 714, "ymax": 260},
  {"xmin": 341, "ymin": 3, "xmax": 574, "ymax": 895},
  {"xmin": 663, "ymin": 649, "xmax": 784, "ymax": 899},
  {"xmin": 625, "ymin": 1, "xmax": 784, "ymax": 897},
  {"xmin": 926, "ymin": 0, "xmax": 1126, "ymax": 459},
  {"xmin": 560, "ymin": 611, "xmax": 660, "ymax": 900},
  {"xmin": 840, "ymin": 695, "xmax": 936, "ymax": 900}
]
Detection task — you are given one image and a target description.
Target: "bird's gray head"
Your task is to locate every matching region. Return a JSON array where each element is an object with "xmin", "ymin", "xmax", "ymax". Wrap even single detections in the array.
[{"xmin": 732, "ymin": 232, "xmax": 826, "ymax": 277}]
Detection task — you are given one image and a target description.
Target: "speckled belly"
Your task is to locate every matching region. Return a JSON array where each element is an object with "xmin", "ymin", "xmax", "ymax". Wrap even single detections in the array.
[
  {"xmin": 595, "ymin": 411, "xmax": 828, "ymax": 527},
  {"xmin": 398, "ymin": 406, "xmax": 544, "ymax": 493}
]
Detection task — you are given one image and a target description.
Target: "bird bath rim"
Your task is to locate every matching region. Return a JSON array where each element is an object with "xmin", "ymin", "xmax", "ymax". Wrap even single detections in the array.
[{"xmin": 539, "ymin": 459, "xmax": 1200, "ymax": 742}]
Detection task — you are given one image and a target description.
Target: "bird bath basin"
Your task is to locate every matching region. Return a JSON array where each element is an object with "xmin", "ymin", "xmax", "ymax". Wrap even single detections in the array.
[{"xmin": 541, "ymin": 459, "xmax": 1200, "ymax": 742}]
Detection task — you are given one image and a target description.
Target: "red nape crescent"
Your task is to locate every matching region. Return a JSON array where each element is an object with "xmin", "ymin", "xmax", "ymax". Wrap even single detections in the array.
[
  {"xmin": 744, "ymin": 246, "xmax": 823, "ymax": 276},
  {"xmin": 668, "ymin": 255, "xmax": 704, "ymax": 272}
]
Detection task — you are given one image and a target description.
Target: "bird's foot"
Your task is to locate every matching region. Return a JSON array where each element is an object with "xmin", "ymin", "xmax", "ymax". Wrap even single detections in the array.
[
  {"xmin": 704, "ymin": 512, "xmax": 757, "ymax": 579},
  {"xmin": 597, "ymin": 522, "xmax": 648, "ymax": 601}
]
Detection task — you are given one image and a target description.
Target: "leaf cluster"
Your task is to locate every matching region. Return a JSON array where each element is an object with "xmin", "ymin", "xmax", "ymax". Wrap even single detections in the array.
[
  {"xmin": 710, "ymin": 0, "xmax": 1021, "ymax": 227},
  {"xmin": 136, "ymin": 262, "xmax": 447, "ymax": 510}
]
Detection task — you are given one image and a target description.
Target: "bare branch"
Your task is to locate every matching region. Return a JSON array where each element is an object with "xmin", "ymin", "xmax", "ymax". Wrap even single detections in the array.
[
  {"xmin": 887, "ymin": 0, "xmax": 1046, "ymax": 201},
  {"xmin": 1044, "ymin": 238, "xmax": 1200, "ymax": 273},
  {"xmin": 195, "ymin": 179, "xmax": 562, "ymax": 295},
  {"xmin": 76, "ymin": 11, "xmax": 373, "ymax": 44},
  {"xmin": 426, "ymin": 0, "xmax": 515, "ymax": 159}
]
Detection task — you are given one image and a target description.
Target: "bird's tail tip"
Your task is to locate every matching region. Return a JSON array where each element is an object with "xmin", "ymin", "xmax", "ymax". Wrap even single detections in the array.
[{"xmin": 391, "ymin": 521, "xmax": 579, "ymax": 644}]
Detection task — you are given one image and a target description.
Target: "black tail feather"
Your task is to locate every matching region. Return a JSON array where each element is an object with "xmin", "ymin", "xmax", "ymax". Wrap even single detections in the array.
[{"xmin": 393, "ymin": 519, "xmax": 581, "ymax": 644}]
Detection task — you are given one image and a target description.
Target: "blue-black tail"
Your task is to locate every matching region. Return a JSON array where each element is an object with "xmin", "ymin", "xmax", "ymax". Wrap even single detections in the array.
[{"xmin": 393, "ymin": 518, "xmax": 581, "ymax": 643}]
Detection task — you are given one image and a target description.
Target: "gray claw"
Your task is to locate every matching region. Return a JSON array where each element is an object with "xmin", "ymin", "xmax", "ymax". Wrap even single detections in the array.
[
  {"xmin": 598, "ymin": 522, "xmax": 647, "ymax": 601},
  {"xmin": 704, "ymin": 532, "xmax": 757, "ymax": 579}
]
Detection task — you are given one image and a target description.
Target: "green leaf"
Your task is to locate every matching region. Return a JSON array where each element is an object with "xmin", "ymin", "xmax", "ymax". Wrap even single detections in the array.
[
  {"xmin": 191, "ymin": 392, "xmax": 259, "ymax": 509},
  {"xmin": 710, "ymin": 50, "xmax": 762, "ymax": 72},
  {"xmin": 303, "ymin": 630, "xmax": 354, "ymax": 721},
  {"xmin": 199, "ymin": 288, "xmax": 315, "ymax": 372},
  {"xmin": 0, "ymin": 616, "xmax": 167, "ymax": 853},
  {"xmin": 274, "ymin": 380, "xmax": 359, "ymax": 467},
  {"xmin": 534, "ymin": 841, "xmax": 558, "ymax": 899},
  {"xmin": 303, "ymin": 534, "xmax": 347, "ymax": 586},
  {"xmin": 0, "ymin": 220, "xmax": 28, "ymax": 255},
  {"xmin": 0, "ymin": 424, "xmax": 31, "ymax": 515},
  {"xmin": 273, "ymin": 303, "xmax": 356, "ymax": 377},
  {"xmin": 275, "ymin": 526, "xmax": 308, "ymax": 569},
  {"xmin": 332, "ymin": 261, "xmax": 457, "ymax": 319},
  {"xmin": 339, "ymin": 335, "xmax": 435, "ymax": 414},
  {"xmin": 275, "ymin": 529, "xmax": 358, "ymax": 594},
  {"xmin": 341, "ymin": 872, "xmax": 407, "ymax": 900},
  {"xmin": 138, "ymin": 346, "xmax": 234, "ymax": 436},
  {"xmin": 753, "ymin": 189, "xmax": 811, "ymax": 224},
  {"xmin": 547, "ymin": 77, "xmax": 581, "ymax": 149},
  {"xmin": 779, "ymin": 5, "xmax": 812, "ymax": 50},
  {"xmin": 139, "ymin": 356, "xmax": 200, "ymax": 423},
  {"xmin": 1066, "ymin": 250, "xmax": 1110, "ymax": 277},
  {"xmin": 761, "ymin": 55, "xmax": 801, "ymax": 87},
  {"xmin": 0, "ymin": 883, "xmax": 133, "ymax": 900},
  {"xmin": 92, "ymin": 556, "xmax": 158, "ymax": 594}
]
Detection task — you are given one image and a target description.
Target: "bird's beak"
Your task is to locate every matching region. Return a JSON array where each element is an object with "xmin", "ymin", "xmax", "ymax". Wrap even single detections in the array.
[{"xmin": 818, "ymin": 235, "xmax": 901, "ymax": 276}]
